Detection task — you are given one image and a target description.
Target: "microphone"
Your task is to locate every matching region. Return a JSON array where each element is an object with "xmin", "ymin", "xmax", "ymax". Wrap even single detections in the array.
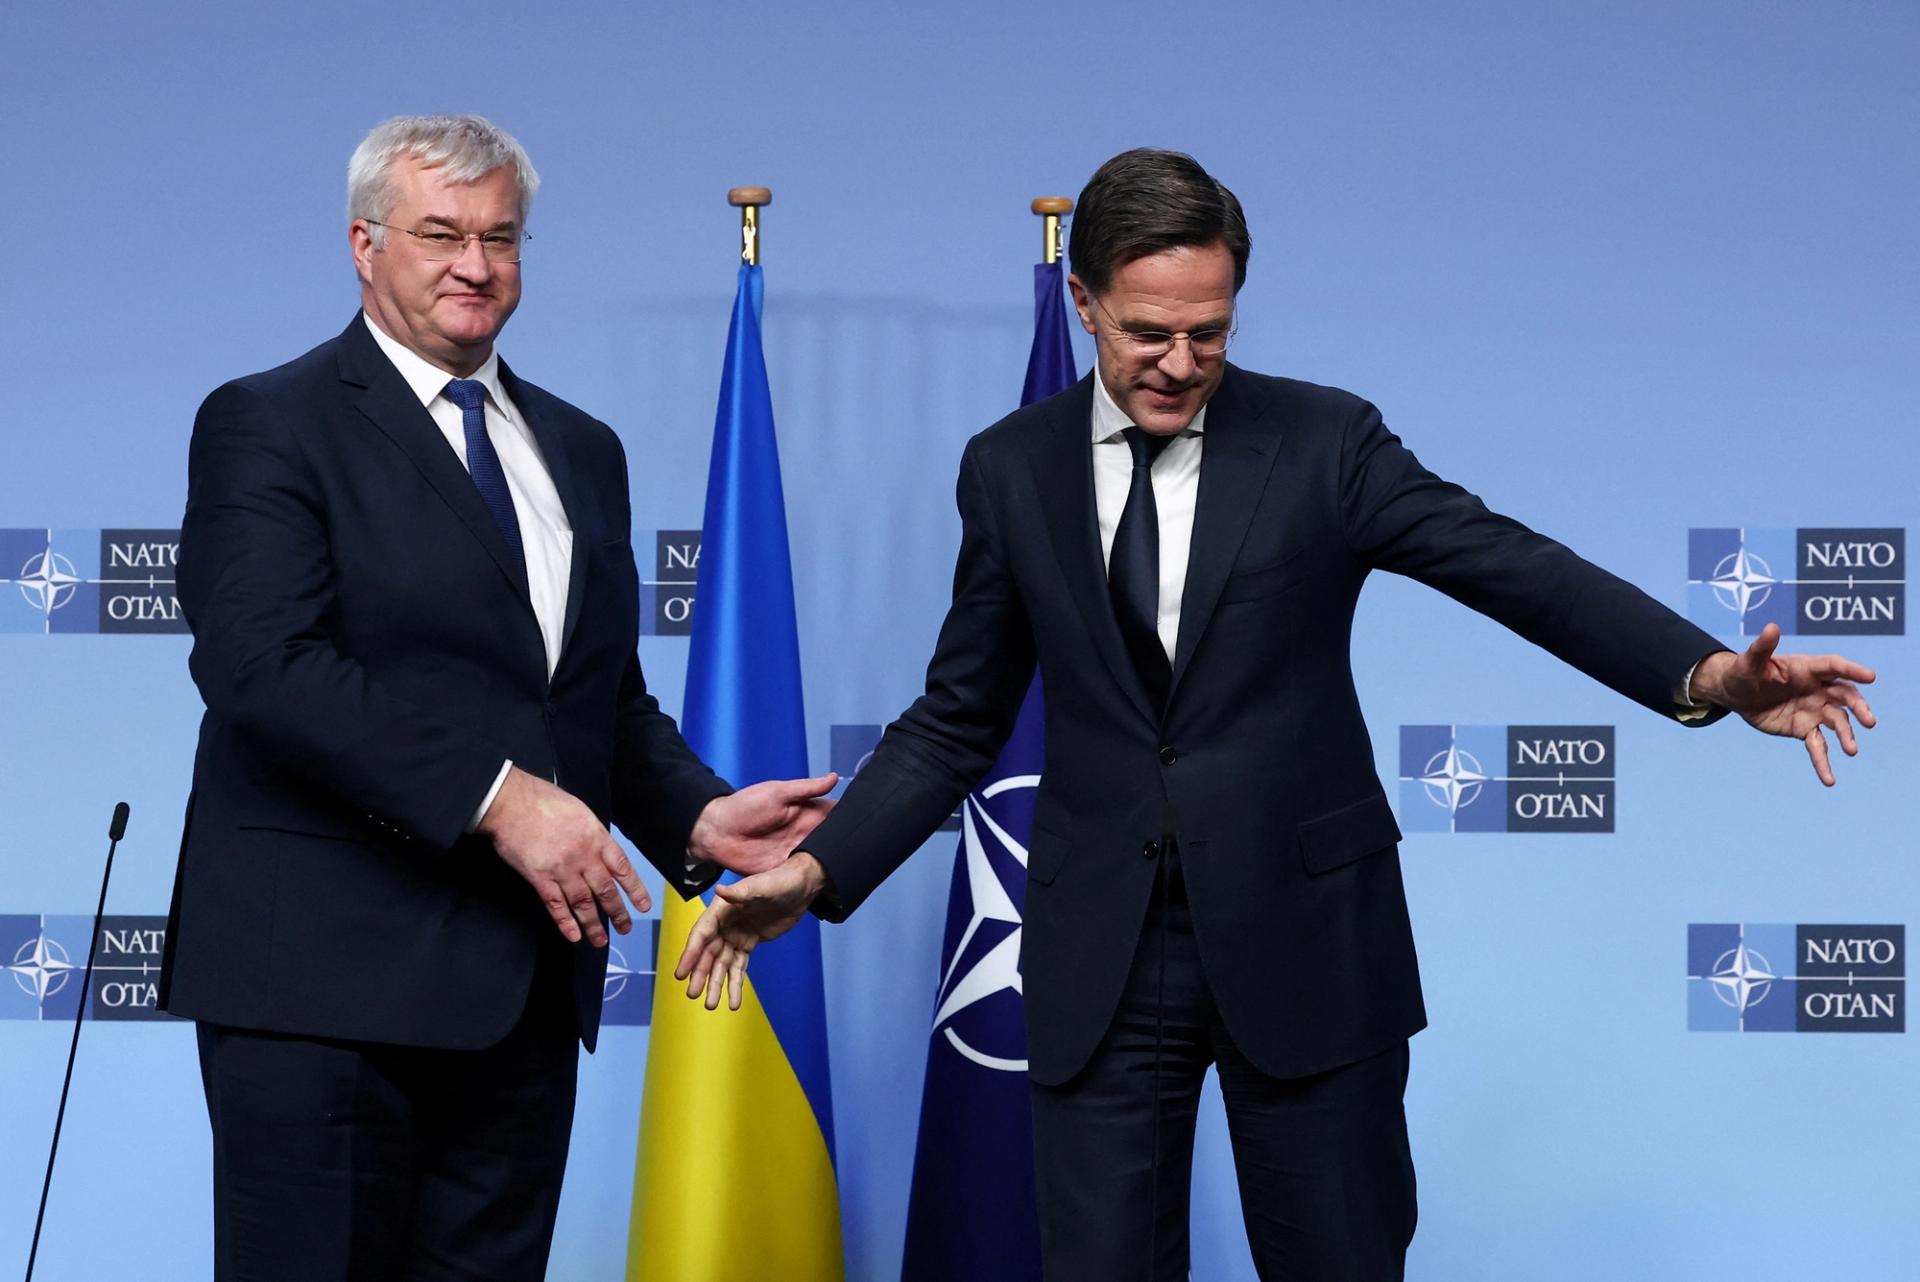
[{"xmin": 23, "ymin": 802, "xmax": 131, "ymax": 1282}]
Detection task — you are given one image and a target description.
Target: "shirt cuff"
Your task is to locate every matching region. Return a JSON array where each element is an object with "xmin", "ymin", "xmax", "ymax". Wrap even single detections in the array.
[
  {"xmin": 683, "ymin": 853, "xmax": 722, "ymax": 897},
  {"xmin": 1674, "ymin": 657, "xmax": 1717, "ymax": 723},
  {"xmin": 467, "ymin": 760, "xmax": 514, "ymax": 833}
]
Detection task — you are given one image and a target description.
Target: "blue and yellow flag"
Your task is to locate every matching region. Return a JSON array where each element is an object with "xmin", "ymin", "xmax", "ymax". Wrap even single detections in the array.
[
  {"xmin": 896, "ymin": 260, "xmax": 1077, "ymax": 1281},
  {"xmin": 628, "ymin": 264, "xmax": 843, "ymax": 1281}
]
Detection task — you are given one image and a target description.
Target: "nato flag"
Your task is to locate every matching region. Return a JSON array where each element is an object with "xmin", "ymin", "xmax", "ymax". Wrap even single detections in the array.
[{"xmin": 898, "ymin": 262, "xmax": 1077, "ymax": 1281}]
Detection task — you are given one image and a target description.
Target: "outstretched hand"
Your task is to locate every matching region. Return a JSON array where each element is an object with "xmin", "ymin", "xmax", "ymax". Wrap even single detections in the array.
[
  {"xmin": 689, "ymin": 774, "xmax": 838, "ymax": 876},
  {"xmin": 673, "ymin": 853, "xmax": 828, "ymax": 1011},
  {"xmin": 1691, "ymin": 623, "xmax": 1878, "ymax": 786}
]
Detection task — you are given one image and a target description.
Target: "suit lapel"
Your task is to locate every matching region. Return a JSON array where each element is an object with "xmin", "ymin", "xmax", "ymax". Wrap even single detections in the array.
[
  {"xmin": 1168, "ymin": 366, "xmax": 1285, "ymax": 699},
  {"xmin": 1035, "ymin": 377, "xmax": 1160, "ymax": 725},
  {"xmin": 499, "ymin": 362, "xmax": 590, "ymax": 663},
  {"xmin": 335, "ymin": 318, "xmax": 536, "ymax": 608}
]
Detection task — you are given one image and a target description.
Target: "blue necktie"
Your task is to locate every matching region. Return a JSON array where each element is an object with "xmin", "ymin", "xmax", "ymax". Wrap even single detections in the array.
[
  {"xmin": 443, "ymin": 379, "xmax": 526, "ymax": 579},
  {"xmin": 1110, "ymin": 426, "xmax": 1175, "ymax": 709}
]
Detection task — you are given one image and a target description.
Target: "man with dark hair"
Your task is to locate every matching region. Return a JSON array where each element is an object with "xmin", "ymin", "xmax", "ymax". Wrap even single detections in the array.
[
  {"xmin": 678, "ymin": 147, "xmax": 1875, "ymax": 1280},
  {"xmin": 162, "ymin": 114, "xmax": 836, "ymax": 1280}
]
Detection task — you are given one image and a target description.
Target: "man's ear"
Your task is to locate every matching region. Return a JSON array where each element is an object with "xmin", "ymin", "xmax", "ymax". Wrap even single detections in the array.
[
  {"xmin": 349, "ymin": 219, "xmax": 376, "ymax": 288},
  {"xmin": 1066, "ymin": 274, "xmax": 1098, "ymax": 335}
]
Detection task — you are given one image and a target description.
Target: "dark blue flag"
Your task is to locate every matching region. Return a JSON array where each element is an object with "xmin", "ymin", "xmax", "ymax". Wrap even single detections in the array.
[{"xmin": 898, "ymin": 262, "xmax": 1077, "ymax": 1281}]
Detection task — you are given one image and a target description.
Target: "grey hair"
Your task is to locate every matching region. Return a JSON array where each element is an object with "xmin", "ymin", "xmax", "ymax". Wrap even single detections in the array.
[{"xmin": 347, "ymin": 114, "xmax": 540, "ymax": 246}]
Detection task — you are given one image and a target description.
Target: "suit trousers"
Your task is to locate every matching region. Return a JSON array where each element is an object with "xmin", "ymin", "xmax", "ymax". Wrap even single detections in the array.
[
  {"xmin": 1030, "ymin": 860, "xmax": 1419, "ymax": 1281},
  {"xmin": 195, "ymin": 938, "xmax": 580, "ymax": 1282}
]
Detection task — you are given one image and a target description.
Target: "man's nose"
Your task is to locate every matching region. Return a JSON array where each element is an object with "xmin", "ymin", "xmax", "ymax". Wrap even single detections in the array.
[
  {"xmin": 1157, "ymin": 339, "xmax": 1197, "ymax": 382},
  {"xmin": 450, "ymin": 237, "xmax": 493, "ymax": 281}
]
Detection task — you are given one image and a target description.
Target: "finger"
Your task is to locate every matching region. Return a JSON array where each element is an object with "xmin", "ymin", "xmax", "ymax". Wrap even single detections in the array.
[
  {"xmin": 1836, "ymin": 684, "xmax": 1878, "ymax": 728},
  {"xmin": 673, "ymin": 918, "xmax": 708, "ymax": 982},
  {"xmin": 1820, "ymin": 704, "xmax": 1858, "ymax": 756},
  {"xmin": 600, "ymin": 838, "xmax": 649, "ymax": 915},
  {"xmin": 715, "ymin": 876, "xmax": 757, "ymax": 906},
  {"xmin": 563, "ymin": 876, "xmax": 607, "ymax": 948},
  {"xmin": 684, "ymin": 934, "xmax": 723, "ymax": 999},
  {"xmin": 589, "ymin": 875, "xmax": 630, "ymax": 935},
  {"xmin": 679, "ymin": 911, "xmax": 724, "ymax": 992},
  {"xmin": 1743, "ymin": 623, "xmax": 1781, "ymax": 670},
  {"xmin": 1810, "ymin": 656, "xmax": 1877, "ymax": 685},
  {"xmin": 786, "ymin": 772, "xmax": 839, "ymax": 800},
  {"xmin": 704, "ymin": 947, "xmax": 729, "ymax": 1011},
  {"xmin": 1804, "ymin": 727, "xmax": 1835, "ymax": 787},
  {"xmin": 538, "ymin": 880, "xmax": 584, "ymax": 944},
  {"xmin": 728, "ymin": 948, "xmax": 748, "ymax": 1012}
]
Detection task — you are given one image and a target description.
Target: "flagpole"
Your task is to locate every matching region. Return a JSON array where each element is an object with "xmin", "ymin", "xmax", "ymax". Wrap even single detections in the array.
[
  {"xmin": 729, "ymin": 186, "xmax": 772, "ymax": 264},
  {"xmin": 1030, "ymin": 196, "xmax": 1072, "ymax": 265}
]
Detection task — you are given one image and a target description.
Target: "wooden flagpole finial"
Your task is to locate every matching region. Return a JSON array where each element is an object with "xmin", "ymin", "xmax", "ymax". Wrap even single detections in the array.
[
  {"xmin": 1030, "ymin": 196, "xmax": 1072, "ymax": 265},
  {"xmin": 728, "ymin": 187, "xmax": 773, "ymax": 265}
]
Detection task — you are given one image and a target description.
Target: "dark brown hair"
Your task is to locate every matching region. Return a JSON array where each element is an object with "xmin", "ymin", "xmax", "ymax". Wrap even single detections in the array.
[{"xmin": 1068, "ymin": 148, "xmax": 1250, "ymax": 295}]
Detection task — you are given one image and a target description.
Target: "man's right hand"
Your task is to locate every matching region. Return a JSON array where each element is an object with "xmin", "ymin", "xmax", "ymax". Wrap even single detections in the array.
[
  {"xmin": 477, "ymin": 766, "xmax": 651, "ymax": 947},
  {"xmin": 674, "ymin": 853, "xmax": 827, "ymax": 1011}
]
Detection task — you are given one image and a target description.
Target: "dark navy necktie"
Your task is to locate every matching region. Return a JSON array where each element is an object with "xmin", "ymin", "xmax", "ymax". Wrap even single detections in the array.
[
  {"xmin": 1110, "ymin": 426, "xmax": 1176, "ymax": 708},
  {"xmin": 443, "ymin": 379, "xmax": 526, "ymax": 579}
]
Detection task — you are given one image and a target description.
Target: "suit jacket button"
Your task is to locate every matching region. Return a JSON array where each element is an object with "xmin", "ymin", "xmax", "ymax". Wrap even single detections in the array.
[
  {"xmin": 1158, "ymin": 746, "xmax": 1177, "ymax": 765},
  {"xmin": 1142, "ymin": 840, "xmax": 1160, "ymax": 861}
]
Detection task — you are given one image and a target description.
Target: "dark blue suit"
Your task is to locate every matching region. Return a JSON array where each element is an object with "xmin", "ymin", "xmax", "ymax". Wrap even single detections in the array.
[
  {"xmin": 804, "ymin": 366, "xmax": 1721, "ymax": 1278},
  {"xmin": 160, "ymin": 315, "xmax": 727, "ymax": 1279}
]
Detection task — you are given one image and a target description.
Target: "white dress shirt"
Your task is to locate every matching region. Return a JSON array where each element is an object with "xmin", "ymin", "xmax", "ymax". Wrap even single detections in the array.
[
  {"xmin": 362, "ymin": 312, "xmax": 573, "ymax": 823},
  {"xmin": 1091, "ymin": 369, "xmax": 1207, "ymax": 662}
]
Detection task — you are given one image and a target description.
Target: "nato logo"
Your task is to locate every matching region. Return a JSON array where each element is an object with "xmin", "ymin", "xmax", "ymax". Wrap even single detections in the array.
[
  {"xmin": 1, "ymin": 915, "xmax": 178, "ymax": 1021},
  {"xmin": 1398, "ymin": 724, "xmax": 1614, "ymax": 834},
  {"xmin": 599, "ymin": 920, "xmax": 660, "ymax": 1027},
  {"xmin": 831, "ymin": 725, "xmax": 960, "ymax": 833},
  {"xmin": 1688, "ymin": 528, "xmax": 1904, "ymax": 636},
  {"xmin": 0, "ymin": 529, "xmax": 186, "ymax": 634},
  {"xmin": 1688, "ymin": 924, "xmax": 1904, "ymax": 1033},
  {"xmin": 639, "ymin": 529, "xmax": 699, "ymax": 636},
  {"xmin": 930, "ymin": 771, "xmax": 1036, "ymax": 1073}
]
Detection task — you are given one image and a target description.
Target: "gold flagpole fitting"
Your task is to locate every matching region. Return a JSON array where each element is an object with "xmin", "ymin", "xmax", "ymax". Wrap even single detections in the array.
[
  {"xmin": 1031, "ymin": 196, "xmax": 1073, "ymax": 265},
  {"xmin": 728, "ymin": 187, "xmax": 772, "ymax": 265}
]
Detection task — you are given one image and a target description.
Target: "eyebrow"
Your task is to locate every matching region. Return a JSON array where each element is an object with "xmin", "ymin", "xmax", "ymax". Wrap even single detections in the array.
[
  {"xmin": 1124, "ymin": 314, "xmax": 1234, "ymax": 334},
  {"xmin": 415, "ymin": 214, "xmax": 521, "ymax": 232}
]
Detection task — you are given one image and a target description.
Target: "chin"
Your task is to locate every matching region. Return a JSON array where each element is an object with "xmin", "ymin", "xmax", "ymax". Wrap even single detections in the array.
[{"xmin": 1132, "ymin": 403, "xmax": 1198, "ymax": 431}]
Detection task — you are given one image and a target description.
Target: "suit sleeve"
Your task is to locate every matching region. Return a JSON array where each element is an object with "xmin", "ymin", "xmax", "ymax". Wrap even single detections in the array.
[
  {"xmin": 597, "ymin": 425, "xmax": 732, "ymax": 897},
  {"xmin": 803, "ymin": 438, "xmax": 1038, "ymax": 920},
  {"xmin": 178, "ymin": 381, "xmax": 510, "ymax": 851},
  {"xmin": 1337, "ymin": 398, "xmax": 1728, "ymax": 721}
]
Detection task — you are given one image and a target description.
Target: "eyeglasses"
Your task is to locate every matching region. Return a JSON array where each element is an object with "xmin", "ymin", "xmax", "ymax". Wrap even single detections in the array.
[
  {"xmin": 362, "ymin": 220, "xmax": 529, "ymax": 263},
  {"xmin": 1092, "ymin": 295, "xmax": 1234, "ymax": 358}
]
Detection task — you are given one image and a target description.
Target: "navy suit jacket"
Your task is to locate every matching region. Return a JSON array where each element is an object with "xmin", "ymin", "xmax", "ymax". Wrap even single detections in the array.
[
  {"xmin": 160, "ymin": 316, "xmax": 728, "ymax": 1052},
  {"xmin": 804, "ymin": 366, "xmax": 1722, "ymax": 1086}
]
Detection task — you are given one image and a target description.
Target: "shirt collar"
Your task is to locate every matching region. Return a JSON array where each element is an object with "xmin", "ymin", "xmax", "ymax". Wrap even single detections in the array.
[
  {"xmin": 362, "ymin": 310, "xmax": 507, "ymax": 413},
  {"xmin": 1089, "ymin": 364, "xmax": 1209, "ymax": 443}
]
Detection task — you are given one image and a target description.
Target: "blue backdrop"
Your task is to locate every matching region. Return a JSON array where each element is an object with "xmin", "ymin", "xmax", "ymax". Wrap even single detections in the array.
[{"xmin": 1, "ymin": 2, "xmax": 1914, "ymax": 1278}]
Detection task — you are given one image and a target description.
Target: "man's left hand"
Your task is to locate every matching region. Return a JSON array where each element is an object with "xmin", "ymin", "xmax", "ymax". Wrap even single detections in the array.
[
  {"xmin": 1690, "ymin": 623, "xmax": 1878, "ymax": 786},
  {"xmin": 688, "ymin": 773, "xmax": 838, "ymax": 875}
]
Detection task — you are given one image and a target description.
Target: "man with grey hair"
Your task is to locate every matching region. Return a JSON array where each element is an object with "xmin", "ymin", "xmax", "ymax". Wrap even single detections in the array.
[{"xmin": 160, "ymin": 113, "xmax": 830, "ymax": 1280}]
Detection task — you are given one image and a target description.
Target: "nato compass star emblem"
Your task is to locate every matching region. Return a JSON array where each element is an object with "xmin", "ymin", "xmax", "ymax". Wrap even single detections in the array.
[
  {"xmin": 15, "ymin": 547, "xmax": 81, "ymax": 617},
  {"xmin": 604, "ymin": 943, "xmax": 636, "ymax": 1002},
  {"xmin": 1707, "ymin": 548, "xmax": 1776, "ymax": 617},
  {"xmin": 9, "ymin": 930, "xmax": 77, "ymax": 1006},
  {"xmin": 1708, "ymin": 943, "xmax": 1776, "ymax": 1015},
  {"xmin": 1419, "ymin": 745, "xmax": 1487, "ymax": 815},
  {"xmin": 928, "ymin": 773, "xmax": 1037, "ymax": 1073}
]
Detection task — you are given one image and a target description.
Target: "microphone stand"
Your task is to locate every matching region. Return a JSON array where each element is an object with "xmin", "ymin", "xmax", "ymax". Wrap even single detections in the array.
[{"xmin": 23, "ymin": 801, "xmax": 129, "ymax": 1282}]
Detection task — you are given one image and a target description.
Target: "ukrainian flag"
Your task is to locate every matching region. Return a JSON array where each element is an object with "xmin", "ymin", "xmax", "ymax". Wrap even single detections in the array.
[{"xmin": 627, "ymin": 263, "xmax": 843, "ymax": 1281}]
